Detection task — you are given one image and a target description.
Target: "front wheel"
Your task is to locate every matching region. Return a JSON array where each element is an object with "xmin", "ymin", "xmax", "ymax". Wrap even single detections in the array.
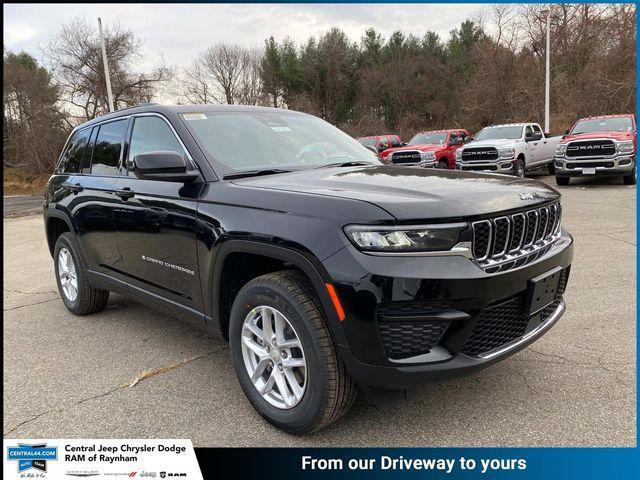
[
  {"xmin": 547, "ymin": 162, "xmax": 556, "ymax": 175},
  {"xmin": 514, "ymin": 159, "xmax": 526, "ymax": 178},
  {"xmin": 555, "ymin": 176, "xmax": 570, "ymax": 186},
  {"xmin": 623, "ymin": 163, "xmax": 636, "ymax": 185},
  {"xmin": 229, "ymin": 270, "xmax": 357, "ymax": 433},
  {"xmin": 437, "ymin": 160, "xmax": 448, "ymax": 170}
]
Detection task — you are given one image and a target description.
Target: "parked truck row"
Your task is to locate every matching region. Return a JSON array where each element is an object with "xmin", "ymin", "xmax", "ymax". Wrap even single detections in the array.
[{"xmin": 356, "ymin": 113, "xmax": 636, "ymax": 186}]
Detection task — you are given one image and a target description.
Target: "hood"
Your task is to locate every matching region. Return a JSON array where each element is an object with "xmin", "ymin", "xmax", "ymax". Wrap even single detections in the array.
[
  {"xmin": 463, "ymin": 138, "xmax": 519, "ymax": 149},
  {"xmin": 560, "ymin": 131, "xmax": 636, "ymax": 144},
  {"xmin": 388, "ymin": 143, "xmax": 442, "ymax": 154},
  {"xmin": 230, "ymin": 165, "xmax": 559, "ymax": 221}
]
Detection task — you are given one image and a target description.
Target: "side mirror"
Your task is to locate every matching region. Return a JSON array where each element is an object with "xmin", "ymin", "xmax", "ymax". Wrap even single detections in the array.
[
  {"xmin": 133, "ymin": 151, "xmax": 199, "ymax": 182},
  {"xmin": 466, "ymin": 136, "xmax": 474, "ymax": 143},
  {"xmin": 526, "ymin": 132, "xmax": 543, "ymax": 142},
  {"xmin": 564, "ymin": 128, "xmax": 570, "ymax": 135},
  {"xmin": 378, "ymin": 144, "xmax": 388, "ymax": 152},
  {"xmin": 450, "ymin": 137, "xmax": 464, "ymax": 146}
]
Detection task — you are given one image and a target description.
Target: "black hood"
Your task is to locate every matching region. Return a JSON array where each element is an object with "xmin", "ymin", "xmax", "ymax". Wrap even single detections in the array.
[{"xmin": 230, "ymin": 165, "xmax": 560, "ymax": 221}]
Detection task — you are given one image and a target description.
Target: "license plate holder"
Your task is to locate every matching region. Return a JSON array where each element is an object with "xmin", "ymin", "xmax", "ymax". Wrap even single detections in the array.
[
  {"xmin": 525, "ymin": 267, "xmax": 562, "ymax": 316},
  {"xmin": 582, "ymin": 167, "xmax": 596, "ymax": 174}
]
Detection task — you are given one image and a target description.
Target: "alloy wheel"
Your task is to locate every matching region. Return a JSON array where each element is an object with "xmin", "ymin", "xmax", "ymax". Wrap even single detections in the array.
[
  {"xmin": 58, "ymin": 247, "xmax": 78, "ymax": 302},
  {"xmin": 241, "ymin": 306, "xmax": 307, "ymax": 409}
]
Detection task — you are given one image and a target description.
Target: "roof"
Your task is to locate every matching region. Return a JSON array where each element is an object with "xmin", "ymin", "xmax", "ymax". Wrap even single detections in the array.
[
  {"xmin": 413, "ymin": 129, "xmax": 467, "ymax": 134},
  {"xmin": 484, "ymin": 123, "xmax": 534, "ymax": 128},
  {"xmin": 76, "ymin": 103, "xmax": 307, "ymax": 130},
  {"xmin": 357, "ymin": 134, "xmax": 400, "ymax": 139},
  {"xmin": 577, "ymin": 113, "xmax": 635, "ymax": 121}
]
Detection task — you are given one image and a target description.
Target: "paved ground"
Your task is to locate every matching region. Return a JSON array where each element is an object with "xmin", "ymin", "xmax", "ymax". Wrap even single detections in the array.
[
  {"xmin": 3, "ymin": 195, "xmax": 43, "ymax": 218},
  {"xmin": 3, "ymin": 174, "xmax": 636, "ymax": 446}
]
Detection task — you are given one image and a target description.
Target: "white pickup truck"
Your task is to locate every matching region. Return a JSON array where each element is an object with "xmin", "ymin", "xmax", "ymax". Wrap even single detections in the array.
[{"xmin": 455, "ymin": 123, "xmax": 561, "ymax": 177}]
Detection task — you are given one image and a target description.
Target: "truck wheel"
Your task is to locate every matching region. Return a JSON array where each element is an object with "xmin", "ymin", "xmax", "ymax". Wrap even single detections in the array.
[
  {"xmin": 54, "ymin": 232, "xmax": 109, "ymax": 315},
  {"xmin": 547, "ymin": 162, "xmax": 556, "ymax": 175},
  {"xmin": 437, "ymin": 160, "xmax": 448, "ymax": 169},
  {"xmin": 623, "ymin": 164, "xmax": 636, "ymax": 185},
  {"xmin": 515, "ymin": 159, "xmax": 526, "ymax": 178},
  {"xmin": 229, "ymin": 270, "xmax": 357, "ymax": 433},
  {"xmin": 555, "ymin": 176, "xmax": 570, "ymax": 186}
]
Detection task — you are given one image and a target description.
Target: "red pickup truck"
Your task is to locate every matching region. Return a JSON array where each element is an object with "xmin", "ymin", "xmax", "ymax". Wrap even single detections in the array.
[
  {"xmin": 554, "ymin": 114, "xmax": 636, "ymax": 186},
  {"xmin": 356, "ymin": 135, "xmax": 402, "ymax": 160},
  {"xmin": 385, "ymin": 129, "xmax": 470, "ymax": 169}
]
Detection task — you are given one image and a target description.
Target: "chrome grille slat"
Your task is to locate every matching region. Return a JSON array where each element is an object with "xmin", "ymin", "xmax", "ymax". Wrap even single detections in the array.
[{"xmin": 471, "ymin": 202, "xmax": 562, "ymax": 273}]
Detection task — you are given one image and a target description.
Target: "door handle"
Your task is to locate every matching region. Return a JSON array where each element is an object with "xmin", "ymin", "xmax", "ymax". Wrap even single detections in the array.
[
  {"xmin": 66, "ymin": 183, "xmax": 84, "ymax": 194},
  {"xmin": 115, "ymin": 187, "xmax": 135, "ymax": 200}
]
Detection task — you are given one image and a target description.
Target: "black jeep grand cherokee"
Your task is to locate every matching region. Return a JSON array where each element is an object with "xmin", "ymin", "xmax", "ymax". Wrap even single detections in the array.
[{"xmin": 44, "ymin": 105, "xmax": 573, "ymax": 433}]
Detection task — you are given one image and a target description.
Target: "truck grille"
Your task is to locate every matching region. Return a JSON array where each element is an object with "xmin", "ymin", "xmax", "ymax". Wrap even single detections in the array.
[
  {"xmin": 391, "ymin": 151, "xmax": 422, "ymax": 164},
  {"xmin": 377, "ymin": 301, "xmax": 452, "ymax": 360},
  {"xmin": 461, "ymin": 147, "xmax": 498, "ymax": 162},
  {"xmin": 566, "ymin": 140, "xmax": 616, "ymax": 158},
  {"xmin": 461, "ymin": 269, "xmax": 569, "ymax": 357},
  {"xmin": 471, "ymin": 203, "xmax": 562, "ymax": 273}
]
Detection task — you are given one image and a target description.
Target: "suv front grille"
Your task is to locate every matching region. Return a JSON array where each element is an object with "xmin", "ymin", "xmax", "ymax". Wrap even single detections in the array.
[
  {"xmin": 391, "ymin": 151, "xmax": 422, "ymax": 164},
  {"xmin": 566, "ymin": 140, "xmax": 615, "ymax": 158},
  {"xmin": 461, "ymin": 269, "xmax": 568, "ymax": 357},
  {"xmin": 461, "ymin": 147, "xmax": 499, "ymax": 162},
  {"xmin": 471, "ymin": 203, "xmax": 562, "ymax": 273}
]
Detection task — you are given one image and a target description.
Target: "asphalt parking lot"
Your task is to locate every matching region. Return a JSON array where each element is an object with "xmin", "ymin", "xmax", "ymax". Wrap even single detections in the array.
[{"xmin": 3, "ymin": 174, "xmax": 636, "ymax": 446}]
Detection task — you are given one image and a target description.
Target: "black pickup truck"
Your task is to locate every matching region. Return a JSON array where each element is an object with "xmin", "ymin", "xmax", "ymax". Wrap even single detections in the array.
[{"xmin": 44, "ymin": 104, "xmax": 573, "ymax": 433}]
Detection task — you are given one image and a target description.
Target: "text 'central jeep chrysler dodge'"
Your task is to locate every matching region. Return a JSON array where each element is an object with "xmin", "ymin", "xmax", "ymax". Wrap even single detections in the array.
[{"xmin": 44, "ymin": 105, "xmax": 573, "ymax": 433}]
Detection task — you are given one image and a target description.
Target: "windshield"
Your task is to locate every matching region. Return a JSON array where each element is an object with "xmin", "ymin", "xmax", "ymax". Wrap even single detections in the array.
[
  {"xmin": 181, "ymin": 111, "xmax": 379, "ymax": 173},
  {"xmin": 358, "ymin": 137, "xmax": 378, "ymax": 147},
  {"xmin": 475, "ymin": 126, "xmax": 523, "ymax": 141},
  {"xmin": 572, "ymin": 117, "xmax": 634, "ymax": 135},
  {"xmin": 409, "ymin": 132, "xmax": 447, "ymax": 145}
]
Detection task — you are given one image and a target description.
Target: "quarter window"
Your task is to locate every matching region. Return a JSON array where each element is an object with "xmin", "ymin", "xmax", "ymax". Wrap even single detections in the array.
[
  {"xmin": 127, "ymin": 116, "xmax": 186, "ymax": 174},
  {"xmin": 58, "ymin": 128, "xmax": 91, "ymax": 174},
  {"xmin": 90, "ymin": 119, "xmax": 128, "ymax": 176}
]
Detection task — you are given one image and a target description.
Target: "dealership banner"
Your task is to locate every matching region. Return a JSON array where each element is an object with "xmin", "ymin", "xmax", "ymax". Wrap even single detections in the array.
[{"xmin": 3, "ymin": 439, "xmax": 202, "ymax": 479}]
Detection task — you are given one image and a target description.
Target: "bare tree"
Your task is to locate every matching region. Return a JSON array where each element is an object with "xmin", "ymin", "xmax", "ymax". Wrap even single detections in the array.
[
  {"xmin": 45, "ymin": 18, "xmax": 173, "ymax": 121},
  {"xmin": 182, "ymin": 43, "xmax": 263, "ymax": 105}
]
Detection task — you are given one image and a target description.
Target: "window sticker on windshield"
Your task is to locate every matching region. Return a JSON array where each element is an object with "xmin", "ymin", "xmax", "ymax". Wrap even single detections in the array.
[
  {"xmin": 183, "ymin": 113, "xmax": 207, "ymax": 121},
  {"xmin": 271, "ymin": 126, "xmax": 292, "ymax": 132}
]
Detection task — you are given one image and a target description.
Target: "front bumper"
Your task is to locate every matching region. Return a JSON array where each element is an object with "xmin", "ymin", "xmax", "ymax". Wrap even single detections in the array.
[
  {"xmin": 457, "ymin": 159, "xmax": 516, "ymax": 174},
  {"xmin": 555, "ymin": 154, "xmax": 635, "ymax": 177},
  {"xmin": 323, "ymin": 229, "xmax": 573, "ymax": 390}
]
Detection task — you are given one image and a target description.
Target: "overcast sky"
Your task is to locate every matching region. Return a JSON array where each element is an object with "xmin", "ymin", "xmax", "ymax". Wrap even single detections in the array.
[{"xmin": 4, "ymin": 3, "xmax": 484, "ymax": 71}]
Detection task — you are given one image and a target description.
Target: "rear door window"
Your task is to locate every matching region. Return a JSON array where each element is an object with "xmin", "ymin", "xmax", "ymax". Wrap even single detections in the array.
[
  {"xmin": 58, "ymin": 128, "xmax": 91, "ymax": 174},
  {"xmin": 90, "ymin": 119, "xmax": 128, "ymax": 176}
]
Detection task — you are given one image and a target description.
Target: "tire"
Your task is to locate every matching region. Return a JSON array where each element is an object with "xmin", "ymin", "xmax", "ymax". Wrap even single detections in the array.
[
  {"xmin": 437, "ymin": 160, "xmax": 448, "ymax": 170},
  {"xmin": 229, "ymin": 270, "xmax": 357, "ymax": 433},
  {"xmin": 555, "ymin": 176, "xmax": 570, "ymax": 186},
  {"xmin": 623, "ymin": 163, "xmax": 636, "ymax": 185},
  {"xmin": 547, "ymin": 162, "xmax": 556, "ymax": 175},
  {"xmin": 54, "ymin": 232, "xmax": 109, "ymax": 315},
  {"xmin": 514, "ymin": 158, "xmax": 526, "ymax": 178}
]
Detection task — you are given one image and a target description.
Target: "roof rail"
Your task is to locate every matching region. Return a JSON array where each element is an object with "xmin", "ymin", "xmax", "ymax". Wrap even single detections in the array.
[{"xmin": 113, "ymin": 102, "xmax": 160, "ymax": 113}]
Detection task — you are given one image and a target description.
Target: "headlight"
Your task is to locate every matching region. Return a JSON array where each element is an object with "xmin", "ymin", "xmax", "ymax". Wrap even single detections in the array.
[
  {"xmin": 455, "ymin": 149, "xmax": 463, "ymax": 161},
  {"xmin": 616, "ymin": 141, "xmax": 635, "ymax": 155},
  {"xmin": 498, "ymin": 148, "xmax": 515, "ymax": 159},
  {"xmin": 343, "ymin": 224, "xmax": 465, "ymax": 252},
  {"xmin": 555, "ymin": 144, "xmax": 567, "ymax": 156},
  {"xmin": 420, "ymin": 151, "xmax": 435, "ymax": 163}
]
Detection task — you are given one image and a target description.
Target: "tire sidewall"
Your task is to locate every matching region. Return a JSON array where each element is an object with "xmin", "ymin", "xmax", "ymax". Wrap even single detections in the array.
[
  {"xmin": 229, "ymin": 281, "xmax": 328, "ymax": 432},
  {"xmin": 54, "ymin": 233, "xmax": 85, "ymax": 313},
  {"xmin": 515, "ymin": 159, "xmax": 525, "ymax": 177}
]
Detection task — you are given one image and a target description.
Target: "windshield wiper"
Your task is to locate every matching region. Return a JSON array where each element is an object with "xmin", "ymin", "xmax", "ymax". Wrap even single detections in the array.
[
  {"xmin": 223, "ymin": 168, "xmax": 292, "ymax": 180},
  {"xmin": 314, "ymin": 161, "xmax": 372, "ymax": 169}
]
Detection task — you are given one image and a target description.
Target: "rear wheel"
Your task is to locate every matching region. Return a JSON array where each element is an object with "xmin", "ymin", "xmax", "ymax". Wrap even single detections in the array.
[
  {"xmin": 54, "ymin": 232, "xmax": 109, "ymax": 315},
  {"xmin": 555, "ymin": 176, "xmax": 570, "ymax": 186},
  {"xmin": 229, "ymin": 270, "xmax": 357, "ymax": 433}
]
